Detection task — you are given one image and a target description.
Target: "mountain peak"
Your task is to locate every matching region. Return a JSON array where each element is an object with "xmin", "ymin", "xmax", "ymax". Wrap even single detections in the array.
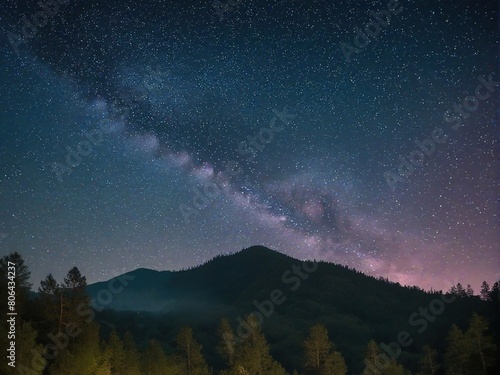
[
  {"xmin": 234, "ymin": 245, "xmax": 293, "ymax": 262},
  {"xmin": 239, "ymin": 245, "xmax": 276, "ymax": 254}
]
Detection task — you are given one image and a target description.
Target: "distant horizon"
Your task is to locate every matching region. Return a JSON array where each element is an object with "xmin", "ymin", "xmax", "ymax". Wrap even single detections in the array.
[{"xmin": 23, "ymin": 245, "xmax": 496, "ymax": 296}]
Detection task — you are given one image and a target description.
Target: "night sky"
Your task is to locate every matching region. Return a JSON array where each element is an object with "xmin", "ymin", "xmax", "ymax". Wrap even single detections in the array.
[{"xmin": 0, "ymin": 0, "xmax": 498, "ymax": 293}]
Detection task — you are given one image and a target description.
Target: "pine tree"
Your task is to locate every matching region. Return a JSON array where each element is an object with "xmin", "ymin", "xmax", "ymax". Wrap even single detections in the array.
[
  {"xmin": 362, "ymin": 340, "xmax": 384, "ymax": 375},
  {"xmin": 362, "ymin": 340, "xmax": 410, "ymax": 375},
  {"xmin": 464, "ymin": 313, "xmax": 497, "ymax": 375},
  {"xmin": 122, "ymin": 331, "xmax": 142, "ymax": 375},
  {"xmin": 49, "ymin": 322, "xmax": 110, "ymax": 375},
  {"xmin": 218, "ymin": 318, "xmax": 236, "ymax": 367},
  {"xmin": 104, "ymin": 330, "xmax": 127, "ymax": 375},
  {"xmin": 61, "ymin": 267, "xmax": 89, "ymax": 330},
  {"xmin": 480, "ymin": 282, "xmax": 490, "ymax": 301},
  {"xmin": 465, "ymin": 285, "xmax": 474, "ymax": 297},
  {"xmin": 417, "ymin": 345, "xmax": 439, "ymax": 375},
  {"xmin": 304, "ymin": 324, "xmax": 332, "ymax": 371},
  {"xmin": 444, "ymin": 325, "xmax": 469, "ymax": 375},
  {"xmin": 455, "ymin": 283, "xmax": 466, "ymax": 297},
  {"xmin": 2, "ymin": 322, "xmax": 46, "ymax": 375},
  {"xmin": 0, "ymin": 252, "xmax": 32, "ymax": 290},
  {"xmin": 323, "ymin": 351, "xmax": 348, "ymax": 375},
  {"xmin": 143, "ymin": 339, "xmax": 169, "ymax": 375},
  {"xmin": 39, "ymin": 273, "xmax": 60, "ymax": 295},
  {"xmin": 176, "ymin": 327, "xmax": 210, "ymax": 375},
  {"xmin": 140, "ymin": 339, "xmax": 185, "ymax": 375},
  {"xmin": 304, "ymin": 323, "xmax": 346, "ymax": 375},
  {"xmin": 222, "ymin": 315, "xmax": 287, "ymax": 375},
  {"xmin": 38, "ymin": 274, "xmax": 61, "ymax": 333},
  {"xmin": 488, "ymin": 281, "xmax": 499, "ymax": 305},
  {"xmin": 63, "ymin": 267, "xmax": 87, "ymax": 290}
]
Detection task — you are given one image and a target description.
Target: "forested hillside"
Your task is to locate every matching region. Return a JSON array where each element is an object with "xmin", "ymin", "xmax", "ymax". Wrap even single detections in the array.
[{"xmin": 1, "ymin": 248, "xmax": 498, "ymax": 374}]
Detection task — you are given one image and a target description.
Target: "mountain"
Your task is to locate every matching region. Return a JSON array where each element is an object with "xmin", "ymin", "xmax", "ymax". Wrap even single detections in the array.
[
  {"xmin": 87, "ymin": 245, "xmax": 298, "ymax": 312},
  {"xmin": 86, "ymin": 245, "xmax": 495, "ymax": 373}
]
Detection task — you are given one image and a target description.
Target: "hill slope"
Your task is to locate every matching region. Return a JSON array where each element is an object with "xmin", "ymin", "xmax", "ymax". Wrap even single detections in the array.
[{"xmin": 87, "ymin": 245, "xmax": 494, "ymax": 373}]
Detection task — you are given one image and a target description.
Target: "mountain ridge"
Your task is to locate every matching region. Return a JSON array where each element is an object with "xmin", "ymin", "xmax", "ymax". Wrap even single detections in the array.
[
  {"xmin": 87, "ymin": 245, "xmax": 494, "ymax": 373},
  {"xmin": 87, "ymin": 245, "xmax": 313, "ymax": 312}
]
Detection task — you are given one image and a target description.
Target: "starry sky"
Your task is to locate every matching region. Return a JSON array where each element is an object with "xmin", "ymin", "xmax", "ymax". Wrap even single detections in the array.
[{"xmin": 0, "ymin": 0, "xmax": 498, "ymax": 293}]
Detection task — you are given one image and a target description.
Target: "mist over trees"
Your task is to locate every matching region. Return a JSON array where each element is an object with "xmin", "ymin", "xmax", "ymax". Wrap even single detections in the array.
[{"xmin": 0, "ymin": 251, "xmax": 498, "ymax": 375}]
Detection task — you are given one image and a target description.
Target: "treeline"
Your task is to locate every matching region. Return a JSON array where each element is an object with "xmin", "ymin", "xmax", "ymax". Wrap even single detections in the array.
[{"xmin": 0, "ymin": 252, "xmax": 498, "ymax": 375}]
